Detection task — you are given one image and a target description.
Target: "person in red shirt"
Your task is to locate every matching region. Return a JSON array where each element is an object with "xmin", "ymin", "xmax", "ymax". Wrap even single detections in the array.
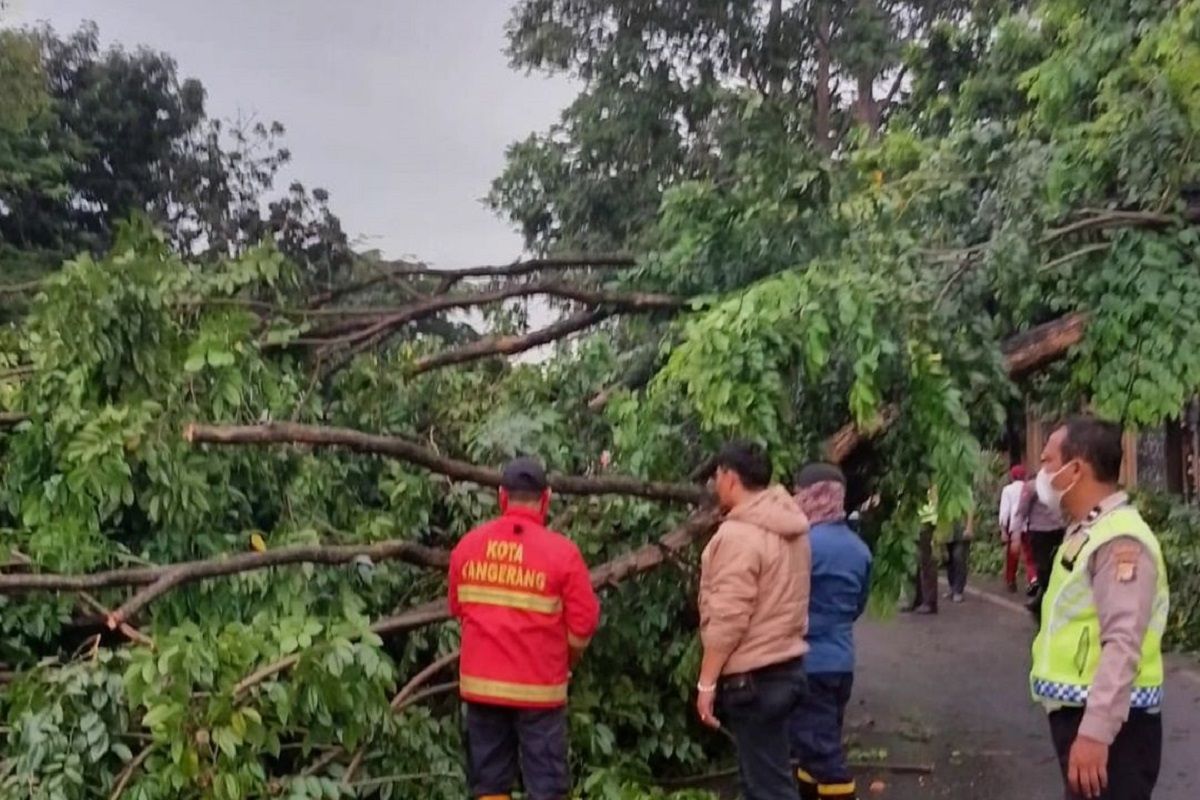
[{"xmin": 449, "ymin": 456, "xmax": 601, "ymax": 800}]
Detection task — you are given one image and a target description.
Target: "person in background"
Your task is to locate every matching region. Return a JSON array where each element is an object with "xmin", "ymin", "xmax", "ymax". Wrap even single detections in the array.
[
  {"xmin": 1016, "ymin": 462, "xmax": 1068, "ymax": 617},
  {"xmin": 449, "ymin": 457, "xmax": 601, "ymax": 800},
  {"xmin": 696, "ymin": 441, "xmax": 811, "ymax": 800},
  {"xmin": 999, "ymin": 464, "xmax": 1038, "ymax": 594},
  {"xmin": 1030, "ymin": 417, "xmax": 1169, "ymax": 800},
  {"xmin": 790, "ymin": 463, "xmax": 873, "ymax": 800},
  {"xmin": 942, "ymin": 492, "xmax": 975, "ymax": 604},
  {"xmin": 905, "ymin": 487, "xmax": 940, "ymax": 614}
]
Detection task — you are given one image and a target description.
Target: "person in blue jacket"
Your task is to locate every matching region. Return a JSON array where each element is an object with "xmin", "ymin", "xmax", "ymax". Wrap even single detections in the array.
[{"xmin": 789, "ymin": 462, "xmax": 873, "ymax": 800}]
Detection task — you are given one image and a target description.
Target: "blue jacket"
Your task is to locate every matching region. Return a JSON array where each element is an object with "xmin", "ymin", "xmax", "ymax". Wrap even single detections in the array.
[{"xmin": 805, "ymin": 521, "xmax": 872, "ymax": 675}]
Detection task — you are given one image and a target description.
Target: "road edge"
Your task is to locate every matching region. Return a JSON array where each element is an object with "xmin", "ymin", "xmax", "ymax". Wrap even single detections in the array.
[{"xmin": 954, "ymin": 580, "xmax": 1200, "ymax": 688}]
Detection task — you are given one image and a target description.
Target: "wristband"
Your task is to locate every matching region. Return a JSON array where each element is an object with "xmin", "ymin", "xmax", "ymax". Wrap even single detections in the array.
[{"xmin": 697, "ymin": 681, "xmax": 717, "ymax": 693}]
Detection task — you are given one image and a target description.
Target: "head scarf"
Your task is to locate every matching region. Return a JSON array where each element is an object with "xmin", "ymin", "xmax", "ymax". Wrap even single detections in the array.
[{"xmin": 794, "ymin": 480, "xmax": 847, "ymax": 526}]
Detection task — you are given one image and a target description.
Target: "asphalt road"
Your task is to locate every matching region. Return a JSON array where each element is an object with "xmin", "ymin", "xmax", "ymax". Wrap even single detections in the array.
[{"xmin": 846, "ymin": 583, "xmax": 1200, "ymax": 799}]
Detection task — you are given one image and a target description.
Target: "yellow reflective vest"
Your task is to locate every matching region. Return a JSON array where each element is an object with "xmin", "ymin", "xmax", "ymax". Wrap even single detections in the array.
[{"xmin": 1030, "ymin": 506, "xmax": 1170, "ymax": 709}]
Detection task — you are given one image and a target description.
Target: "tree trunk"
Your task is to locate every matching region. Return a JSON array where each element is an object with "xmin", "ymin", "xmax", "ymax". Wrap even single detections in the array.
[
  {"xmin": 814, "ymin": 0, "xmax": 834, "ymax": 153},
  {"xmin": 856, "ymin": 69, "xmax": 880, "ymax": 136},
  {"xmin": 766, "ymin": 0, "xmax": 785, "ymax": 97}
]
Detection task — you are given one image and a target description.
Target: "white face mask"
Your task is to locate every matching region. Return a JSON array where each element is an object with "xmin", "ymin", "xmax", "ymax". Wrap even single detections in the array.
[{"xmin": 1035, "ymin": 462, "xmax": 1077, "ymax": 513}]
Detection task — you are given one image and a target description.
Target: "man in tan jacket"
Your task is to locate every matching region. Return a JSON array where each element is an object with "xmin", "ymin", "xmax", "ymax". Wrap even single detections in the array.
[{"xmin": 696, "ymin": 440, "xmax": 812, "ymax": 800}]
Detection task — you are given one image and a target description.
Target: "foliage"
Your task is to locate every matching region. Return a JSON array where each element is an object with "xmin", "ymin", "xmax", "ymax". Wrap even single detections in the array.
[
  {"xmin": 0, "ymin": 23, "xmax": 351, "ymax": 294},
  {"xmin": 6, "ymin": 0, "xmax": 1200, "ymax": 797},
  {"xmin": 1134, "ymin": 491, "xmax": 1200, "ymax": 655},
  {"xmin": 491, "ymin": 0, "xmax": 1006, "ymax": 253}
]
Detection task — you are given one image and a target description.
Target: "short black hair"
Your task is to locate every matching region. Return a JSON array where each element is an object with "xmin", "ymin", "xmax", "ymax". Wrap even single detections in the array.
[
  {"xmin": 795, "ymin": 462, "xmax": 845, "ymax": 488},
  {"xmin": 713, "ymin": 440, "xmax": 772, "ymax": 490},
  {"xmin": 1060, "ymin": 416, "xmax": 1123, "ymax": 483}
]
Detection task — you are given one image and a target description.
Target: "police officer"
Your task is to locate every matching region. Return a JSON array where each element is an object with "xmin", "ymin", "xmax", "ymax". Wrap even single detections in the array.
[
  {"xmin": 449, "ymin": 457, "xmax": 601, "ymax": 800},
  {"xmin": 1029, "ymin": 417, "xmax": 1170, "ymax": 800}
]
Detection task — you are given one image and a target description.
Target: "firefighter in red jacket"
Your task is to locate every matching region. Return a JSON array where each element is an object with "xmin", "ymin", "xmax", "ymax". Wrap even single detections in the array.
[{"xmin": 449, "ymin": 457, "xmax": 601, "ymax": 800}]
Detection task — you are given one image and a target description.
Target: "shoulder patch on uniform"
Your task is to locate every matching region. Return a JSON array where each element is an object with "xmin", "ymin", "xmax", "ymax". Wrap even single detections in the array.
[{"xmin": 1111, "ymin": 540, "xmax": 1141, "ymax": 583}]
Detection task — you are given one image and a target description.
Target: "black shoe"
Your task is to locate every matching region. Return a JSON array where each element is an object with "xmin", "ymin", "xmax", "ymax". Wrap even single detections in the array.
[
  {"xmin": 1006, "ymin": 581, "xmax": 1018, "ymax": 593},
  {"xmin": 1026, "ymin": 581, "xmax": 1040, "ymax": 598}
]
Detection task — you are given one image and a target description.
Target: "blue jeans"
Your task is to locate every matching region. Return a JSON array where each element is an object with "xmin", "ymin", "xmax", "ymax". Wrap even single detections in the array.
[
  {"xmin": 789, "ymin": 672, "xmax": 855, "ymax": 791},
  {"xmin": 718, "ymin": 657, "xmax": 808, "ymax": 800}
]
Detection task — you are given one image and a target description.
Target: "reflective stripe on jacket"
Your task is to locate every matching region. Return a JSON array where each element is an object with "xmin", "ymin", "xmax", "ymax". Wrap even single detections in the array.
[{"xmin": 449, "ymin": 506, "xmax": 600, "ymax": 708}]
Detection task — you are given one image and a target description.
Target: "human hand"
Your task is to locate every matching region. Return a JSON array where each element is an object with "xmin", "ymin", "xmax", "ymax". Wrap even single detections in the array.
[
  {"xmin": 1067, "ymin": 734, "xmax": 1108, "ymax": 798},
  {"xmin": 695, "ymin": 689, "xmax": 720, "ymax": 729}
]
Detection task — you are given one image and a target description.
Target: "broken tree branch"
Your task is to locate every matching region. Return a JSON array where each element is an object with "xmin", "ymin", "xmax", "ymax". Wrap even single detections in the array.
[
  {"xmin": 0, "ymin": 366, "xmax": 34, "ymax": 382},
  {"xmin": 183, "ymin": 421, "xmax": 705, "ymax": 504},
  {"xmin": 411, "ymin": 309, "xmax": 611, "ymax": 374},
  {"xmin": 343, "ymin": 650, "xmax": 462, "ymax": 784},
  {"xmin": 0, "ymin": 412, "xmax": 30, "ymax": 428},
  {"xmin": 304, "ymin": 281, "xmax": 680, "ymax": 355},
  {"xmin": 79, "ymin": 593, "xmax": 154, "ymax": 647},
  {"xmin": 399, "ymin": 254, "xmax": 638, "ymax": 290},
  {"xmin": 0, "ymin": 280, "xmax": 43, "ymax": 296},
  {"xmin": 109, "ymin": 744, "xmax": 153, "ymax": 800},
  {"xmin": 306, "ymin": 254, "xmax": 637, "ymax": 307},
  {"xmin": 0, "ymin": 539, "xmax": 449, "ymax": 602}
]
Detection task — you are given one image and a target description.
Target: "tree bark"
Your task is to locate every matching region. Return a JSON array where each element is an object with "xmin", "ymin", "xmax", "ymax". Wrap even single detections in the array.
[
  {"xmin": 814, "ymin": 0, "xmax": 834, "ymax": 153},
  {"xmin": 184, "ymin": 421, "xmax": 707, "ymax": 504},
  {"xmin": 409, "ymin": 310, "xmax": 611, "ymax": 373},
  {"xmin": 0, "ymin": 538, "xmax": 449, "ymax": 598},
  {"xmin": 307, "ymin": 254, "xmax": 637, "ymax": 306},
  {"xmin": 766, "ymin": 0, "xmax": 785, "ymax": 97},
  {"xmin": 304, "ymin": 283, "xmax": 683, "ymax": 355}
]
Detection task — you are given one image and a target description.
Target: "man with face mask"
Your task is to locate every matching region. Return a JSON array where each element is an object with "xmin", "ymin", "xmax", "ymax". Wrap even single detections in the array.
[
  {"xmin": 790, "ymin": 463, "xmax": 872, "ymax": 800},
  {"xmin": 696, "ymin": 440, "xmax": 811, "ymax": 800},
  {"xmin": 1029, "ymin": 417, "xmax": 1169, "ymax": 800}
]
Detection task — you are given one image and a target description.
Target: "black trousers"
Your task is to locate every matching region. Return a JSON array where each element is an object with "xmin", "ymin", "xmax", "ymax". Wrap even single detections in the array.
[
  {"xmin": 789, "ymin": 672, "xmax": 855, "ymax": 791},
  {"xmin": 911, "ymin": 526, "xmax": 938, "ymax": 611},
  {"xmin": 1030, "ymin": 528, "xmax": 1066, "ymax": 589},
  {"xmin": 945, "ymin": 540, "xmax": 971, "ymax": 595},
  {"xmin": 1028, "ymin": 528, "xmax": 1066, "ymax": 621},
  {"xmin": 719, "ymin": 657, "xmax": 808, "ymax": 800},
  {"xmin": 1049, "ymin": 707, "xmax": 1162, "ymax": 800},
  {"xmin": 464, "ymin": 702, "xmax": 569, "ymax": 800}
]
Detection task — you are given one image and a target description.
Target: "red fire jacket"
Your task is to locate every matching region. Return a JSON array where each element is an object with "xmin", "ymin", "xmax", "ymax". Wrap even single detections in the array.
[{"xmin": 449, "ymin": 506, "xmax": 600, "ymax": 708}]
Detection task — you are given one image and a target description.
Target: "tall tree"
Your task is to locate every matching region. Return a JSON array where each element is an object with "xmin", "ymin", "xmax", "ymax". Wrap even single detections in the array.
[
  {"xmin": 0, "ymin": 23, "xmax": 352, "ymax": 293},
  {"xmin": 490, "ymin": 0, "xmax": 1010, "ymax": 253}
]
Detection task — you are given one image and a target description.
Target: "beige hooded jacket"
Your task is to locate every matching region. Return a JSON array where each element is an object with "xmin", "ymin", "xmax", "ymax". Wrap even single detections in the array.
[{"xmin": 699, "ymin": 485, "xmax": 811, "ymax": 675}]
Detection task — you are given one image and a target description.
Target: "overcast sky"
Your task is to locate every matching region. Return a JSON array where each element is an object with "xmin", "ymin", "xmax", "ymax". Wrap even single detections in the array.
[{"xmin": 7, "ymin": 0, "xmax": 577, "ymax": 268}]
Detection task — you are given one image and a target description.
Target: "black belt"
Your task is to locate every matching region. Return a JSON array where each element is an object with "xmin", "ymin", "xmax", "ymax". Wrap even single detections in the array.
[{"xmin": 721, "ymin": 656, "xmax": 804, "ymax": 684}]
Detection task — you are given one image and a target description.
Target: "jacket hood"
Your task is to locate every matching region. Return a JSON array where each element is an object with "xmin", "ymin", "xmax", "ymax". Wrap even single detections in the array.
[{"xmin": 727, "ymin": 485, "xmax": 810, "ymax": 539}]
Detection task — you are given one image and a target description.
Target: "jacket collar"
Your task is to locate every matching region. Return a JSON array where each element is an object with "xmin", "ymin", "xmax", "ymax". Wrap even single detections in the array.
[{"xmin": 503, "ymin": 505, "xmax": 546, "ymax": 525}]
